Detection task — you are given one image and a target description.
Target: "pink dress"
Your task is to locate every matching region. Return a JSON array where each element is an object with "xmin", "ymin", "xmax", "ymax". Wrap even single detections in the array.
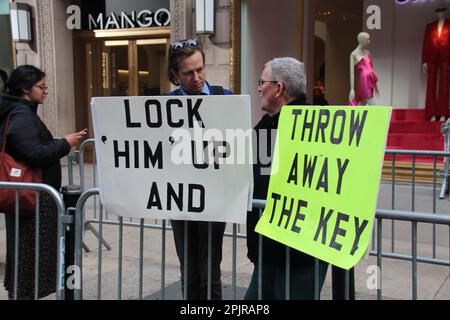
[{"xmin": 355, "ymin": 55, "xmax": 378, "ymax": 102}]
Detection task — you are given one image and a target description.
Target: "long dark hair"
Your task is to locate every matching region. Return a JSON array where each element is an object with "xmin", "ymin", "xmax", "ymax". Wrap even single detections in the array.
[
  {"xmin": 6, "ymin": 65, "xmax": 46, "ymax": 97},
  {"xmin": 168, "ymin": 39, "xmax": 205, "ymax": 86}
]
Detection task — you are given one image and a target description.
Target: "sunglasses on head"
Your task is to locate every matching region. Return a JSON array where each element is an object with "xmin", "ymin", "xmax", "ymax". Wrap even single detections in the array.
[{"xmin": 171, "ymin": 39, "xmax": 199, "ymax": 50}]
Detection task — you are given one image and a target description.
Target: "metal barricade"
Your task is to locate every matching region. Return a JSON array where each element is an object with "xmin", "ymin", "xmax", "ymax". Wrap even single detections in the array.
[
  {"xmin": 66, "ymin": 149, "xmax": 78, "ymax": 187},
  {"xmin": 79, "ymin": 139, "xmax": 96, "ymax": 193},
  {"xmin": 0, "ymin": 182, "xmax": 66, "ymax": 300},
  {"xmin": 374, "ymin": 209, "xmax": 450, "ymax": 300},
  {"xmin": 73, "ymin": 188, "xmax": 244, "ymax": 301},
  {"xmin": 75, "ymin": 139, "xmax": 112, "ymax": 252},
  {"xmin": 440, "ymin": 119, "xmax": 450, "ymax": 199},
  {"xmin": 67, "ymin": 140, "xmax": 450, "ymax": 300},
  {"xmin": 73, "ymin": 190, "xmax": 450, "ymax": 301},
  {"xmin": 384, "ymin": 149, "xmax": 450, "ymax": 264}
]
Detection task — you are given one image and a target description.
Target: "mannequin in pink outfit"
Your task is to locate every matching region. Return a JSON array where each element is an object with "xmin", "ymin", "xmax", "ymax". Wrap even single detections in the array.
[{"xmin": 349, "ymin": 32, "xmax": 379, "ymax": 106}]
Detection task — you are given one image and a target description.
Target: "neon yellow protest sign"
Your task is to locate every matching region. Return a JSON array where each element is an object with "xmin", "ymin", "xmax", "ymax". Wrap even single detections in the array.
[{"xmin": 255, "ymin": 106, "xmax": 391, "ymax": 270}]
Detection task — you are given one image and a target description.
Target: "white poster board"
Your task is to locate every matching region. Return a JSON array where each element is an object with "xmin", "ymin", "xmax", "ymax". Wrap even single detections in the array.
[{"xmin": 91, "ymin": 95, "xmax": 253, "ymax": 223}]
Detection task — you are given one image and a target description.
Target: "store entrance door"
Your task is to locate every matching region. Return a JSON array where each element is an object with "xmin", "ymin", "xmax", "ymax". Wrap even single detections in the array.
[
  {"xmin": 99, "ymin": 39, "xmax": 170, "ymax": 97},
  {"xmin": 73, "ymin": 28, "xmax": 170, "ymax": 160}
]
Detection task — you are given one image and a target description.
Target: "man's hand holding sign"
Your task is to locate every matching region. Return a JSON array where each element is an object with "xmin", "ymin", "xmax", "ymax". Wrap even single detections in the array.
[{"xmin": 255, "ymin": 106, "xmax": 391, "ymax": 270}]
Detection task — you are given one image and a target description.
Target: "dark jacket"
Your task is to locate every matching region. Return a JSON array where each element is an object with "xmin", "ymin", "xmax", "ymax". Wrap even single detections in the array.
[
  {"xmin": 247, "ymin": 95, "xmax": 319, "ymax": 268},
  {"xmin": 0, "ymin": 94, "xmax": 71, "ymax": 190},
  {"xmin": 166, "ymin": 82, "xmax": 233, "ymax": 96}
]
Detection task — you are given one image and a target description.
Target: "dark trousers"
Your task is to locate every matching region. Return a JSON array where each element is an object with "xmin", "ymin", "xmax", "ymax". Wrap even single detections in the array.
[
  {"xmin": 171, "ymin": 220, "xmax": 226, "ymax": 300},
  {"xmin": 244, "ymin": 261, "xmax": 329, "ymax": 300},
  {"xmin": 332, "ymin": 266, "xmax": 355, "ymax": 300}
]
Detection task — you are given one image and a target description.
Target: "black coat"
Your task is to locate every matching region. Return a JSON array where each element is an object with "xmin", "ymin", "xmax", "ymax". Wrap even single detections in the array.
[
  {"xmin": 247, "ymin": 95, "xmax": 318, "ymax": 268},
  {"xmin": 0, "ymin": 94, "xmax": 71, "ymax": 190}
]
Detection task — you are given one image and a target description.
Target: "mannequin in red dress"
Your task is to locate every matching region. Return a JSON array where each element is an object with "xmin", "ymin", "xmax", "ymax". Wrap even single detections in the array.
[{"xmin": 422, "ymin": 4, "xmax": 450, "ymax": 122}]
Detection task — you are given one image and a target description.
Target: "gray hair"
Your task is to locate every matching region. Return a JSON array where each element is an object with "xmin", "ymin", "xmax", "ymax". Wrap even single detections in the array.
[{"xmin": 265, "ymin": 57, "xmax": 306, "ymax": 99}]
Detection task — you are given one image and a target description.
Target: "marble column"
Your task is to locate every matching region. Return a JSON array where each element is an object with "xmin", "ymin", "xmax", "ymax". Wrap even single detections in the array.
[
  {"xmin": 35, "ymin": 0, "xmax": 57, "ymax": 135},
  {"xmin": 170, "ymin": 0, "xmax": 194, "ymax": 41}
]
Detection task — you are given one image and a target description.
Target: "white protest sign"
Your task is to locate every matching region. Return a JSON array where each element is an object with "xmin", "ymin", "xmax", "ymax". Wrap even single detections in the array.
[{"xmin": 91, "ymin": 96, "xmax": 253, "ymax": 223}]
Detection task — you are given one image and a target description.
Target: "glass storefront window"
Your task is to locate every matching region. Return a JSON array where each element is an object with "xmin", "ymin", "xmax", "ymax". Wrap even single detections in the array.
[
  {"xmin": 137, "ymin": 39, "xmax": 168, "ymax": 96},
  {"xmin": 0, "ymin": 0, "xmax": 14, "ymax": 77},
  {"xmin": 101, "ymin": 41, "xmax": 130, "ymax": 96}
]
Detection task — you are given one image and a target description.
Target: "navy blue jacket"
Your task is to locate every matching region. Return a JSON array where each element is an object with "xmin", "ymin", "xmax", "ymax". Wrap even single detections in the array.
[{"xmin": 165, "ymin": 83, "xmax": 233, "ymax": 96}]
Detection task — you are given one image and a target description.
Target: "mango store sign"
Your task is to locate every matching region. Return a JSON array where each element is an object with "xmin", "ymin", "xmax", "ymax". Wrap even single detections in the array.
[
  {"xmin": 91, "ymin": 96, "xmax": 253, "ymax": 224},
  {"xmin": 66, "ymin": 5, "xmax": 170, "ymax": 30},
  {"xmin": 255, "ymin": 106, "xmax": 391, "ymax": 270}
]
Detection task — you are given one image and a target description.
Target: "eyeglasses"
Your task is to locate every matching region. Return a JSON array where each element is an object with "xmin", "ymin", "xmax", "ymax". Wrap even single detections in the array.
[
  {"xmin": 34, "ymin": 84, "xmax": 48, "ymax": 91},
  {"xmin": 258, "ymin": 80, "xmax": 279, "ymax": 87},
  {"xmin": 171, "ymin": 38, "xmax": 199, "ymax": 50}
]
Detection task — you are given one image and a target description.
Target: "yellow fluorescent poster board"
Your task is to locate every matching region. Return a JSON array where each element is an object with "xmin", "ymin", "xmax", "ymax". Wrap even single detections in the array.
[{"xmin": 255, "ymin": 106, "xmax": 391, "ymax": 270}]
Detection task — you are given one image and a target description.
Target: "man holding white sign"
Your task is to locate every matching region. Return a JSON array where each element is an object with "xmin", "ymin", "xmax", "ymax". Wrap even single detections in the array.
[
  {"xmin": 165, "ymin": 38, "xmax": 234, "ymax": 300},
  {"xmin": 92, "ymin": 39, "xmax": 252, "ymax": 301}
]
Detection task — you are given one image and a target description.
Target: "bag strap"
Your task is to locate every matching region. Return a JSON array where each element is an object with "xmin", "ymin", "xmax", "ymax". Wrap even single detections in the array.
[
  {"xmin": 209, "ymin": 86, "xmax": 225, "ymax": 95},
  {"xmin": 1, "ymin": 112, "xmax": 13, "ymax": 153}
]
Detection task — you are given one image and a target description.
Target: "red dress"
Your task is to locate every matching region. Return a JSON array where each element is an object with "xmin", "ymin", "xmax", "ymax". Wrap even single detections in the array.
[
  {"xmin": 355, "ymin": 55, "xmax": 378, "ymax": 103},
  {"xmin": 422, "ymin": 19, "xmax": 450, "ymax": 118}
]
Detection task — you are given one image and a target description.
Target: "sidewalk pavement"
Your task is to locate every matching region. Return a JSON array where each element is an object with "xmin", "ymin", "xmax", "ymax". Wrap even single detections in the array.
[{"xmin": 0, "ymin": 164, "xmax": 449, "ymax": 300}]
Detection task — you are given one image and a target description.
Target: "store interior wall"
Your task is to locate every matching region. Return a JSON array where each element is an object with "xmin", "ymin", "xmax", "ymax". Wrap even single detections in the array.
[
  {"xmin": 314, "ymin": 20, "xmax": 327, "ymax": 89},
  {"xmin": 246, "ymin": 0, "xmax": 299, "ymax": 125},
  {"xmin": 364, "ymin": 0, "xmax": 448, "ymax": 109},
  {"xmin": 311, "ymin": 0, "xmax": 363, "ymax": 106},
  {"xmin": 324, "ymin": 18, "xmax": 362, "ymax": 105}
]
